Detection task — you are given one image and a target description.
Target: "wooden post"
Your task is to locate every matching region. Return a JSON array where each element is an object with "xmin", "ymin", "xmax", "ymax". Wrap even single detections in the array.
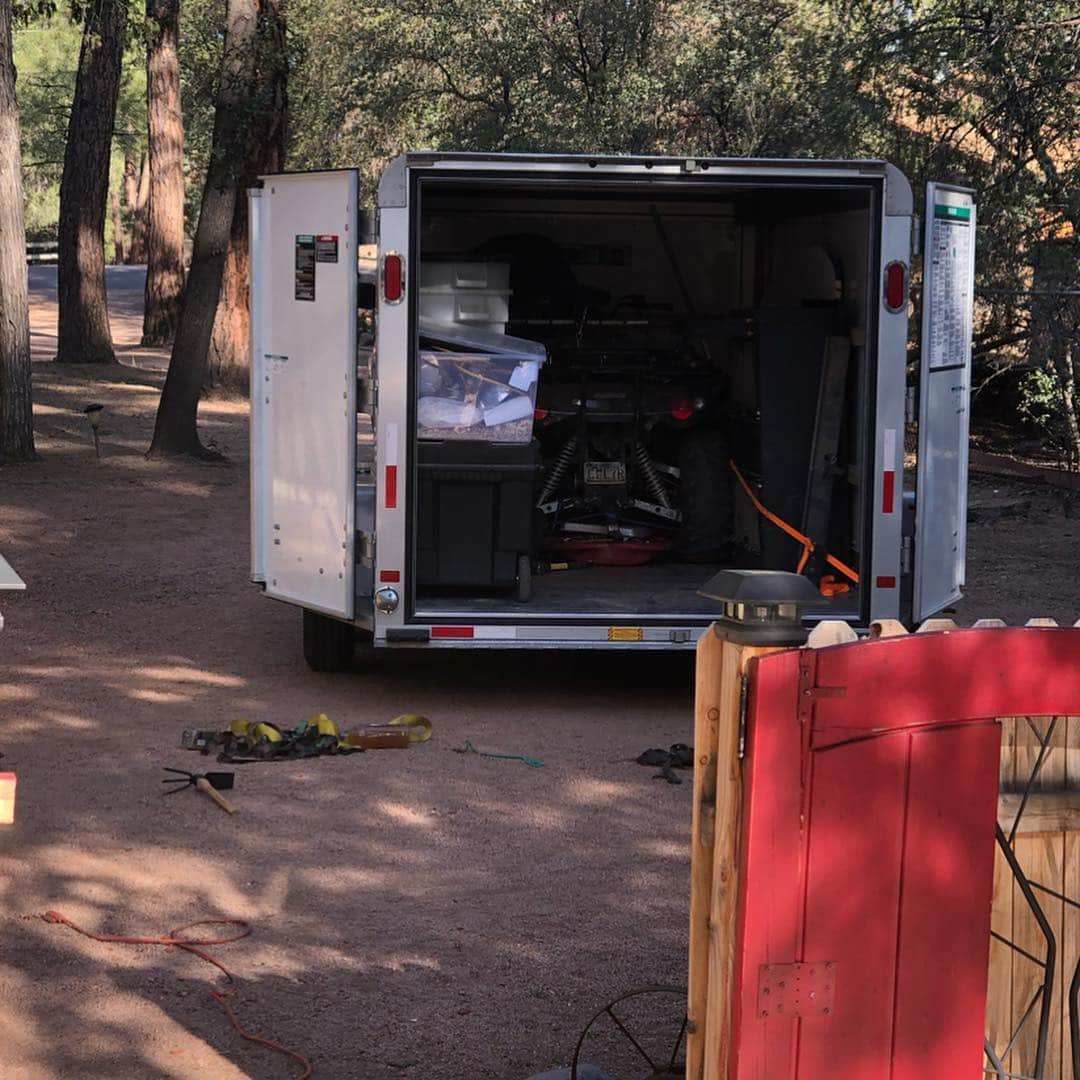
[
  {"xmin": 687, "ymin": 629, "xmax": 780, "ymax": 1080},
  {"xmin": 687, "ymin": 626, "xmax": 727, "ymax": 1080}
]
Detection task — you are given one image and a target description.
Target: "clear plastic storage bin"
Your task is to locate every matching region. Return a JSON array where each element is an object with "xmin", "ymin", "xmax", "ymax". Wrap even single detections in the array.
[{"xmin": 417, "ymin": 350, "xmax": 542, "ymax": 442}]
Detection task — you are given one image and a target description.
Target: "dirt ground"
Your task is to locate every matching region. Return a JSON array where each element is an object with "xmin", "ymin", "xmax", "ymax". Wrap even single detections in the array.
[{"xmin": 2, "ymin": 274, "xmax": 1080, "ymax": 1080}]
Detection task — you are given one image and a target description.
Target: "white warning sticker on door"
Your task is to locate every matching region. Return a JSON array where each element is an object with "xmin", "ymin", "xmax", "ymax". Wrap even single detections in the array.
[{"xmin": 926, "ymin": 190, "xmax": 975, "ymax": 372}]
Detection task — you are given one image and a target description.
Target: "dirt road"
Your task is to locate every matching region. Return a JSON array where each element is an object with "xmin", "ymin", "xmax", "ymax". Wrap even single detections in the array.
[
  {"xmin": 1, "ymin": 360, "xmax": 696, "ymax": 1079},
  {"xmin": 2, "ymin": 290, "xmax": 1079, "ymax": 1078}
]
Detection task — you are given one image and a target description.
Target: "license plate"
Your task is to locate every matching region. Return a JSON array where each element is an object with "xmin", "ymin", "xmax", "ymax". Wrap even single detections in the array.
[{"xmin": 584, "ymin": 460, "xmax": 626, "ymax": 485}]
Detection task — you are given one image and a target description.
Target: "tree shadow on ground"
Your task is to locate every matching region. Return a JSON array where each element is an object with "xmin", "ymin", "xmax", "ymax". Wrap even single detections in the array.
[{"xmin": 1, "ymin": 370, "xmax": 696, "ymax": 1080}]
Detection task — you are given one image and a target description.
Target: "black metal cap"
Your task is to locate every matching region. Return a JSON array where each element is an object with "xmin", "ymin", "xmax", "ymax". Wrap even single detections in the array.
[{"xmin": 698, "ymin": 568, "xmax": 822, "ymax": 606}]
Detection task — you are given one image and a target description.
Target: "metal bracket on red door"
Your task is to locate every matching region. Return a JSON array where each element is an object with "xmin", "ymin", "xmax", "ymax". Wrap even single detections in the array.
[{"xmin": 757, "ymin": 963, "xmax": 837, "ymax": 1021}]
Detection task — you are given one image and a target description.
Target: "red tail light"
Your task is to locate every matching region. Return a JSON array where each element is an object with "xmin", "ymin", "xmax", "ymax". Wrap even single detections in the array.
[
  {"xmin": 884, "ymin": 261, "xmax": 907, "ymax": 312},
  {"xmin": 534, "ymin": 408, "xmax": 549, "ymax": 421},
  {"xmin": 383, "ymin": 252, "xmax": 403, "ymax": 303},
  {"xmin": 670, "ymin": 395, "xmax": 694, "ymax": 422}
]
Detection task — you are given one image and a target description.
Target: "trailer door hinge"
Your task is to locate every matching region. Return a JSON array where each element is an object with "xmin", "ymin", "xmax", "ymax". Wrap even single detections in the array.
[
  {"xmin": 912, "ymin": 213, "xmax": 922, "ymax": 258},
  {"xmin": 901, "ymin": 534, "xmax": 913, "ymax": 575},
  {"xmin": 905, "ymin": 385, "xmax": 916, "ymax": 426},
  {"xmin": 738, "ymin": 673, "xmax": 750, "ymax": 758}
]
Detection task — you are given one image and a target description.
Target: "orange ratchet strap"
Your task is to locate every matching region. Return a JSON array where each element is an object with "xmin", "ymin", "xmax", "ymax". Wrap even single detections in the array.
[{"xmin": 729, "ymin": 460, "xmax": 859, "ymax": 586}]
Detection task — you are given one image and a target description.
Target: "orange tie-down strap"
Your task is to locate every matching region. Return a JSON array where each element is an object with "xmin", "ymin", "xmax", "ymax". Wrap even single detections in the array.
[{"xmin": 729, "ymin": 461, "xmax": 860, "ymax": 587}]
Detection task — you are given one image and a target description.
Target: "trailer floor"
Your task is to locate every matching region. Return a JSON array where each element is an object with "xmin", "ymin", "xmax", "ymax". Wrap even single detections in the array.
[
  {"xmin": 418, "ymin": 562, "xmax": 726, "ymax": 618},
  {"xmin": 417, "ymin": 562, "xmax": 862, "ymax": 620}
]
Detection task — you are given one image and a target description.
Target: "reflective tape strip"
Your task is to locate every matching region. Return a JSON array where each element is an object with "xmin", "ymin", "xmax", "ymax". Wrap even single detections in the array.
[
  {"xmin": 384, "ymin": 422, "xmax": 399, "ymax": 509},
  {"xmin": 882, "ymin": 428, "xmax": 897, "ymax": 514},
  {"xmin": 882, "ymin": 471, "xmax": 896, "ymax": 514}
]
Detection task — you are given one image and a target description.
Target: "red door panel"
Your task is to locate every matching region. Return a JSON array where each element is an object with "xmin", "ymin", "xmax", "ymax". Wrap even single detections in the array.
[
  {"xmin": 889, "ymin": 723, "xmax": 1000, "ymax": 1080},
  {"xmin": 726, "ymin": 631, "xmax": 1021, "ymax": 1080},
  {"xmin": 798, "ymin": 735, "xmax": 910, "ymax": 1079}
]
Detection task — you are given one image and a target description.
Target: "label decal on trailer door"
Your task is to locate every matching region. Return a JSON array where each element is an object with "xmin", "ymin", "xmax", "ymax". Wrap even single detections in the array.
[
  {"xmin": 315, "ymin": 234, "xmax": 339, "ymax": 263},
  {"xmin": 295, "ymin": 234, "xmax": 316, "ymax": 301},
  {"xmin": 926, "ymin": 194, "xmax": 974, "ymax": 371}
]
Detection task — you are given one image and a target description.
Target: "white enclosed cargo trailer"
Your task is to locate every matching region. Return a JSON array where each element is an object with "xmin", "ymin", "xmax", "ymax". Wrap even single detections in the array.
[{"xmin": 248, "ymin": 154, "xmax": 975, "ymax": 670}]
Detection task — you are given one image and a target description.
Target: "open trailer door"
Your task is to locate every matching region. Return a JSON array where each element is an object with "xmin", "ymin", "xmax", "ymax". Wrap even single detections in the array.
[
  {"xmin": 250, "ymin": 170, "xmax": 358, "ymax": 619},
  {"xmin": 913, "ymin": 182, "xmax": 976, "ymax": 621}
]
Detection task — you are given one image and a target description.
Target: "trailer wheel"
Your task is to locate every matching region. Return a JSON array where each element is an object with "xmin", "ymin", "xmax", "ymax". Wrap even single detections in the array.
[
  {"xmin": 678, "ymin": 427, "xmax": 733, "ymax": 563},
  {"xmin": 302, "ymin": 609, "xmax": 355, "ymax": 672},
  {"xmin": 515, "ymin": 554, "xmax": 532, "ymax": 603}
]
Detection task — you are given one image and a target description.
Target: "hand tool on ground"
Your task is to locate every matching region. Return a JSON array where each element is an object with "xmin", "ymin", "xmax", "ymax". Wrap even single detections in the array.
[
  {"xmin": 454, "ymin": 739, "xmax": 544, "ymax": 768},
  {"xmin": 162, "ymin": 767, "xmax": 238, "ymax": 814}
]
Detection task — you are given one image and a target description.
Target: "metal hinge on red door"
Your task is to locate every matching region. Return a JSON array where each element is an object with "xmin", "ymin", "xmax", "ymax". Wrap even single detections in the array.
[
  {"xmin": 795, "ymin": 653, "xmax": 847, "ymax": 822},
  {"xmin": 796, "ymin": 653, "xmax": 847, "ymax": 722}
]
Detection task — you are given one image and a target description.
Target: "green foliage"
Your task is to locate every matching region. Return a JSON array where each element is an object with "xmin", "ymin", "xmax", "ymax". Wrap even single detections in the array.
[
  {"xmin": 286, "ymin": 1, "xmax": 881, "ymax": 193},
  {"xmin": 177, "ymin": 0, "xmax": 223, "ymax": 223},
  {"xmin": 283, "ymin": 0, "xmax": 1080, "ymax": 458},
  {"xmin": 14, "ymin": 6, "xmax": 146, "ymax": 250},
  {"xmin": 1018, "ymin": 360, "xmax": 1080, "ymax": 464},
  {"xmin": 13, "ymin": 17, "xmax": 80, "ymax": 238}
]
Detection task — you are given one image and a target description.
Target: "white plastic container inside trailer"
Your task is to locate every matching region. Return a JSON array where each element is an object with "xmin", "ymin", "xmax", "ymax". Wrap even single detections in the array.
[{"xmin": 248, "ymin": 155, "xmax": 975, "ymax": 670}]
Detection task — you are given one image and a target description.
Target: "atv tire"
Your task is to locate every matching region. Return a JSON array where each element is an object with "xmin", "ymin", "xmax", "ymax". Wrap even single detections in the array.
[{"xmin": 678, "ymin": 427, "xmax": 734, "ymax": 563}]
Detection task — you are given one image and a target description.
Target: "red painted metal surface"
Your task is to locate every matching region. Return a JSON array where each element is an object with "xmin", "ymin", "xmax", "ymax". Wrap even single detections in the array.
[{"xmin": 728, "ymin": 627, "xmax": 1080, "ymax": 1079}]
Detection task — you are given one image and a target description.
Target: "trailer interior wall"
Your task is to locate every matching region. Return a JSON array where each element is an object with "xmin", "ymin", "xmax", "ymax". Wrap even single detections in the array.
[{"xmin": 409, "ymin": 175, "xmax": 877, "ymax": 624}]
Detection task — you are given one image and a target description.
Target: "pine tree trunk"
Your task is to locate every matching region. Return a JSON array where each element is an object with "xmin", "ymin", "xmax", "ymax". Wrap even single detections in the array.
[
  {"xmin": 56, "ymin": 0, "xmax": 127, "ymax": 365},
  {"xmin": 142, "ymin": 0, "xmax": 185, "ymax": 346},
  {"xmin": 207, "ymin": 230, "xmax": 251, "ymax": 391},
  {"xmin": 128, "ymin": 149, "xmax": 150, "ymax": 262},
  {"xmin": 0, "ymin": 0, "xmax": 34, "ymax": 462},
  {"xmin": 123, "ymin": 156, "xmax": 137, "ymax": 212},
  {"xmin": 207, "ymin": 0, "xmax": 286, "ymax": 393},
  {"xmin": 110, "ymin": 186, "xmax": 125, "ymax": 263},
  {"xmin": 149, "ymin": 0, "xmax": 259, "ymax": 457}
]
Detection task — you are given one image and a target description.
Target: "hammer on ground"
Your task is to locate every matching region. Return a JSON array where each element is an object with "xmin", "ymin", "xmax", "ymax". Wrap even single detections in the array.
[{"xmin": 161, "ymin": 767, "xmax": 238, "ymax": 815}]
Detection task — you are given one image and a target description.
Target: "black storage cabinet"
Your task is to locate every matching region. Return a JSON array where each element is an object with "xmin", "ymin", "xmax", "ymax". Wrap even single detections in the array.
[{"xmin": 416, "ymin": 440, "xmax": 539, "ymax": 591}]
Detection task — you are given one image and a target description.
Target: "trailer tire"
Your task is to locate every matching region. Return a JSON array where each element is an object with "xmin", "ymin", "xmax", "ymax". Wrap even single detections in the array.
[
  {"xmin": 678, "ymin": 427, "xmax": 733, "ymax": 563},
  {"xmin": 302, "ymin": 609, "xmax": 355, "ymax": 672}
]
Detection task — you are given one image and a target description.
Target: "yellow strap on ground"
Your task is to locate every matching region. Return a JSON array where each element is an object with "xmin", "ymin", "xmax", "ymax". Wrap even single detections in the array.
[
  {"xmin": 307, "ymin": 713, "xmax": 341, "ymax": 738},
  {"xmin": 389, "ymin": 714, "xmax": 433, "ymax": 743},
  {"xmin": 250, "ymin": 722, "xmax": 284, "ymax": 742}
]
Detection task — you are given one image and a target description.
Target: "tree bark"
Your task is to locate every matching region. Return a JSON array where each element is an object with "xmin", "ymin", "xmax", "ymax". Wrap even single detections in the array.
[
  {"xmin": 110, "ymin": 186, "xmax": 125, "ymax": 263},
  {"xmin": 56, "ymin": 0, "xmax": 128, "ymax": 365},
  {"xmin": 149, "ymin": 0, "xmax": 259, "ymax": 457},
  {"xmin": 207, "ymin": 0, "xmax": 286, "ymax": 393},
  {"xmin": 142, "ymin": 0, "xmax": 185, "ymax": 346},
  {"xmin": 128, "ymin": 149, "xmax": 150, "ymax": 263},
  {"xmin": 0, "ymin": 0, "xmax": 34, "ymax": 462},
  {"xmin": 123, "ymin": 155, "xmax": 138, "ymax": 217}
]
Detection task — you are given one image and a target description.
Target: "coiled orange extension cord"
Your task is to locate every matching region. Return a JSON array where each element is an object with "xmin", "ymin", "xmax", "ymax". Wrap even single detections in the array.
[{"xmin": 42, "ymin": 910, "xmax": 313, "ymax": 1079}]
